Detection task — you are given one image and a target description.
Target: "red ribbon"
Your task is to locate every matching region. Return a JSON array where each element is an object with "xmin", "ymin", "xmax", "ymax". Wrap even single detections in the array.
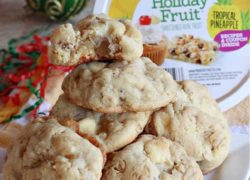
[{"xmin": 1, "ymin": 34, "xmax": 73, "ymax": 121}]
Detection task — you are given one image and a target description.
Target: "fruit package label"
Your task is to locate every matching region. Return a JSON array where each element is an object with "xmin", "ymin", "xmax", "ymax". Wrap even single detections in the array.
[{"xmin": 94, "ymin": 0, "xmax": 250, "ymax": 111}]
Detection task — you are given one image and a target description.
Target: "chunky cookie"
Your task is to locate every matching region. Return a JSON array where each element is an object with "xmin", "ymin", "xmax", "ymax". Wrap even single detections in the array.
[
  {"xmin": 0, "ymin": 123, "xmax": 23, "ymax": 148},
  {"xmin": 3, "ymin": 119, "xmax": 103, "ymax": 180},
  {"xmin": 49, "ymin": 14, "xmax": 143, "ymax": 66},
  {"xmin": 102, "ymin": 135, "xmax": 203, "ymax": 180},
  {"xmin": 168, "ymin": 35, "xmax": 218, "ymax": 65},
  {"xmin": 146, "ymin": 81, "xmax": 231, "ymax": 173},
  {"xmin": 62, "ymin": 57, "xmax": 177, "ymax": 113},
  {"xmin": 50, "ymin": 95, "xmax": 151, "ymax": 153},
  {"xmin": 147, "ymin": 104, "xmax": 230, "ymax": 173},
  {"xmin": 178, "ymin": 80, "xmax": 227, "ymax": 124}
]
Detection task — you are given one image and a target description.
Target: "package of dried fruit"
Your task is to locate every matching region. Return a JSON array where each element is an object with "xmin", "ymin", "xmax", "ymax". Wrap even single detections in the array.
[{"xmin": 94, "ymin": 0, "xmax": 250, "ymax": 112}]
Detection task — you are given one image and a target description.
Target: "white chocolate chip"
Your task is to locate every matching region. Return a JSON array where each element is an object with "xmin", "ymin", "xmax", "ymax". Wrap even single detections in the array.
[
  {"xmin": 79, "ymin": 118, "xmax": 97, "ymax": 134},
  {"xmin": 144, "ymin": 140, "xmax": 171, "ymax": 164}
]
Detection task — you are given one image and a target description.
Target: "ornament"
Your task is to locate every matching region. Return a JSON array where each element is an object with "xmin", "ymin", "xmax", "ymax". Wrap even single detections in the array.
[{"xmin": 26, "ymin": 0, "xmax": 86, "ymax": 20}]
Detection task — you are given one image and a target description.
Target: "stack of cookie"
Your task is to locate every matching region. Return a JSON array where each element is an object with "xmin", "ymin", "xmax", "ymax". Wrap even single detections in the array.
[{"xmin": 2, "ymin": 15, "xmax": 230, "ymax": 180}]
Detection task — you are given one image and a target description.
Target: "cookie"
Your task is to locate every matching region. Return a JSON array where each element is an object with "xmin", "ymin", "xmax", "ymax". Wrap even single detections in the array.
[
  {"xmin": 49, "ymin": 14, "xmax": 143, "ymax": 66},
  {"xmin": 0, "ymin": 122, "xmax": 23, "ymax": 148},
  {"xmin": 178, "ymin": 80, "xmax": 227, "ymax": 124},
  {"xmin": 102, "ymin": 135, "xmax": 203, "ymax": 180},
  {"xmin": 168, "ymin": 35, "xmax": 218, "ymax": 65},
  {"xmin": 3, "ymin": 119, "xmax": 103, "ymax": 180},
  {"xmin": 50, "ymin": 95, "xmax": 151, "ymax": 153},
  {"xmin": 62, "ymin": 57, "xmax": 177, "ymax": 113},
  {"xmin": 147, "ymin": 104, "xmax": 230, "ymax": 173}
]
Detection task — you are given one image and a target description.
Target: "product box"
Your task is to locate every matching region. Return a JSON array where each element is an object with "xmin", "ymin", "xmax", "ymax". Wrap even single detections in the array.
[{"xmin": 94, "ymin": 0, "xmax": 250, "ymax": 111}]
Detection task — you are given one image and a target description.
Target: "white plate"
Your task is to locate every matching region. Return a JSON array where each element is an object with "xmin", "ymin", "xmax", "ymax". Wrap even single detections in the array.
[{"xmin": 0, "ymin": 132, "xmax": 249, "ymax": 179}]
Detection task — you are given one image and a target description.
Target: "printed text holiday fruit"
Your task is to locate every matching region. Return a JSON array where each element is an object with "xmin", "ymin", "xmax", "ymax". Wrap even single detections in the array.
[{"xmin": 152, "ymin": 0, "xmax": 207, "ymax": 22}]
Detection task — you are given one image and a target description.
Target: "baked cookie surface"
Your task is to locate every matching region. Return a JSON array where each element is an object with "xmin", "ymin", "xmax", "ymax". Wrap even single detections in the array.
[
  {"xmin": 147, "ymin": 104, "xmax": 230, "ymax": 173},
  {"xmin": 62, "ymin": 57, "xmax": 177, "ymax": 113},
  {"xmin": 49, "ymin": 14, "xmax": 143, "ymax": 66},
  {"xmin": 50, "ymin": 95, "xmax": 151, "ymax": 153},
  {"xmin": 102, "ymin": 135, "xmax": 203, "ymax": 180},
  {"xmin": 146, "ymin": 81, "xmax": 231, "ymax": 173},
  {"xmin": 0, "ymin": 123, "xmax": 23, "ymax": 148},
  {"xmin": 3, "ymin": 119, "xmax": 103, "ymax": 180},
  {"xmin": 178, "ymin": 80, "xmax": 227, "ymax": 124}
]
